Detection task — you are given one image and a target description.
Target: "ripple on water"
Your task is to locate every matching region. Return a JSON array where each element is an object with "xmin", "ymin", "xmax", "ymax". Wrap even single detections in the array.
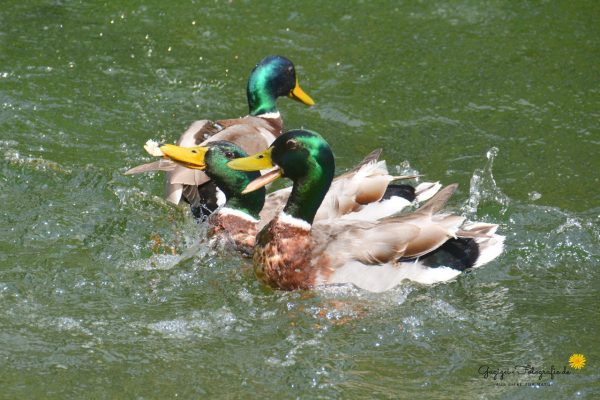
[{"xmin": 146, "ymin": 307, "xmax": 244, "ymax": 339}]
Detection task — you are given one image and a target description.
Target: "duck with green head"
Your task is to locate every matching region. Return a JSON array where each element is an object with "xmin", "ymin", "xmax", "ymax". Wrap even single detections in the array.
[
  {"xmin": 156, "ymin": 140, "xmax": 265, "ymax": 253},
  {"xmin": 228, "ymin": 130, "xmax": 505, "ymax": 292},
  {"xmin": 125, "ymin": 55, "xmax": 314, "ymax": 219}
]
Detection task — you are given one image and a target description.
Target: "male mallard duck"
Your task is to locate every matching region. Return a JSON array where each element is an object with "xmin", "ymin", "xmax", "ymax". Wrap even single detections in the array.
[
  {"xmin": 227, "ymin": 130, "xmax": 505, "ymax": 292},
  {"xmin": 125, "ymin": 55, "xmax": 314, "ymax": 219},
  {"xmin": 152, "ymin": 140, "xmax": 441, "ymax": 254}
]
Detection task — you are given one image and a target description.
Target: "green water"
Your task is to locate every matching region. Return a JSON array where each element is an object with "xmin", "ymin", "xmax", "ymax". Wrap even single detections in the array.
[{"xmin": 1, "ymin": 1, "xmax": 599, "ymax": 398}]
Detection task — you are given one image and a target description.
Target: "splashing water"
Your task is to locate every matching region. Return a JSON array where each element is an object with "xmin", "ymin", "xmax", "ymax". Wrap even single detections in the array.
[{"xmin": 462, "ymin": 147, "xmax": 510, "ymax": 217}]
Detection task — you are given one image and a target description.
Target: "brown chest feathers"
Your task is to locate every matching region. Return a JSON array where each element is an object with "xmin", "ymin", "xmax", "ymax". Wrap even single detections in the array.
[
  {"xmin": 209, "ymin": 210, "xmax": 258, "ymax": 256},
  {"xmin": 254, "ymin": 216, "xmax": 317, "ymax": 290}
]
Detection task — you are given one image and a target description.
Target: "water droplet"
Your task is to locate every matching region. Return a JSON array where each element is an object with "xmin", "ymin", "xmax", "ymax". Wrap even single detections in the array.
[
  {"xmin": 486, "ymin": 146, "xmax": 499, "ymax": 159},
  {"xmin": 462, "ymin": 147, "xmax": 510, "ymax": 216}
]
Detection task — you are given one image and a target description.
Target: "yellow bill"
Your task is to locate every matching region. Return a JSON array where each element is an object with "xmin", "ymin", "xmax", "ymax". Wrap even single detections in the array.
[
  {"xmin": 159, "ymin": 144, "xmax": 209, "ymax": 170},
  {"xmin": 289, "ymin": 79, "xmax": 315, "ymax": 106},
  {"xmin": 227, "ymin": 147, "xmax": 274, "ymax": 171},
  {"xmin": 242, "ymin": 169, "xmax": 283, "ymax": 194}
]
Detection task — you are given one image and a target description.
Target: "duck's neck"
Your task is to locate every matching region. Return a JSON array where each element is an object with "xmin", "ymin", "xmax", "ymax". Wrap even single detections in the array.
[
  {"xmin": 225, "ymin": 192, "xmax": 263, "ymax": 220},
  {"xmin": 284, "ymin": 163, "xmax": 333, "ymax": 225},
  {"xmin": 247, "ymin": 91, "xmax": 277, "ymax": 116},
  {"xmin": 208, "ymin": 171, "xmax": 265, "ymax": 220},
  {"xmin": 247, "ymin": 68, "xmax": 278, "ymax": 116}
]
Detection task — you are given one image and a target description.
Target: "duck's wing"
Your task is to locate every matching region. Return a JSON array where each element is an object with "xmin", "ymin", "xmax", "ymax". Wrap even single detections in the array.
[
  {"xmin": 315, "ymin": 154, "xmax": 395, "ymax": 220},
  {"xmin": 216, "ymin": 115, "xmax": 283, "ymax": 136},
  {"xmin": 310, "ymin": 184, "xmax": 503, "ymax": 292},
  {"xmin": 256, "ymin": 150, "xmax": 398, "ymax": 229},
  {"xmin": 258, "ymin": 152, "xmax": 442, "ymax": 229},
  {"xmin": 316, "ymin": 152, "xmax": 434, "ymax": 221},
  {"xmin": 204, "ymin": 119, "xmax": 277, "ymax": 154},
  {"xmin": 310, "ymin": 217, "xmax": 441, "ymax": 292},
  {"xmin": 313, "ymin": 203, "xmax": 462, "ymax": 269}
]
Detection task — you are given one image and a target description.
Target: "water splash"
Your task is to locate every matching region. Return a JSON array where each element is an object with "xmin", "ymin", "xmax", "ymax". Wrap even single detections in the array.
[
  {"xmin": 394, "ymin": 160, "xmax": 421, "ymax": 180},
  {"xmin": 3, "ymin": 148, "xmax": 71, "ymax": 174},
  {"xmin": 462, "ymin": 147, "xmax": 510, "ymax": 217}
]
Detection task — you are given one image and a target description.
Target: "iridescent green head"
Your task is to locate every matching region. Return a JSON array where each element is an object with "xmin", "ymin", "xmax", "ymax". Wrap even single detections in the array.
[
  {"xmin": 204, "ymin": 141, "xmax": 265, "ymax": 219},
  {"xmin": 246, "ymin": 55, "xmax": 315, "ymax": 116},
  {"xmin": 158, "ymin": 141, "xmax": 265, "ymax": 219},
  {"xmin": 228, "ymin": 129, "xmax": 335, "ymax": 224}
]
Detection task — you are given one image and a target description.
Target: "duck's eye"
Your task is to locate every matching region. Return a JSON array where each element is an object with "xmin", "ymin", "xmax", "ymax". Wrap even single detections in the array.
[
  {"xmin": 191, "ymin": 149, "xmax": 198, "ymax": 154},
  {"xmin": 224, "ymin": 151, "xmax": 235, "ymax": 159},
  {"xmin": 286, "ymin": 139, "xmax": 298, "ymax": 150}
]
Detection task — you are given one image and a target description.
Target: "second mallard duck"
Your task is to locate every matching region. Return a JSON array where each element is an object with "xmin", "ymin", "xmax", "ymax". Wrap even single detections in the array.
[{"xmin": 228, "ymin": 130, "xmax": 504, "ymax": 292}]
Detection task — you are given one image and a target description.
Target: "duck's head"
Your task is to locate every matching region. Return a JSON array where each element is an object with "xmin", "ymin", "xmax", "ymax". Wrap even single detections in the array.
[
  {"xmin": 159, "ymin": 141, "xmax": 265, "ymax": 218},
  {"xmin": 228, "ymin": 129, "xmax": 334, "ymax": 224},
  {"xmin": 247, "ymin": 56, "xmax": 315, "ymax": 116}
]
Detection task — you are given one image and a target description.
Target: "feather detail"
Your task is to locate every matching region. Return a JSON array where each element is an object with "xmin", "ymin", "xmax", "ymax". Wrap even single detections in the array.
[
  {"xmin": 339, "ymin": 196, "xmax": 412, "ymax": 222},
  {"xmin": 315, "ymin": 160, "xmax": 396, "ymax": 220},
  {"xmin": 124, "ymin": 159, "xmax": 177, "ymax": 175},
  {"xmin": 414, "ymin": 181, "xmax": 442, "ymax": 202},
  {"xmin": 415, "ymin": 183, "xmax": 458, "ymax": 215}
]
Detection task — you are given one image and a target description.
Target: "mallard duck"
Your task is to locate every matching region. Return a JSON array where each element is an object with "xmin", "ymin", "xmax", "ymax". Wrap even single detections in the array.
[
  {"xmin": 227, "ymin": 130, "xmax": 505, "ymax": 292},
  {"xmin": 125, "ymin": 55, "xmax": 314, "ymax": 219},
  {"xmin": 152, "ymin": 140, "xmax": 441, "ymax": 254}
]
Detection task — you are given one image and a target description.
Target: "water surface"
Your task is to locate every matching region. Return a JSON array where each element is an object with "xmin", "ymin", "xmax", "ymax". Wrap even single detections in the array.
[{"xmin": 1, "ymin": 1, "xmax": 598, "ymax": 398}]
